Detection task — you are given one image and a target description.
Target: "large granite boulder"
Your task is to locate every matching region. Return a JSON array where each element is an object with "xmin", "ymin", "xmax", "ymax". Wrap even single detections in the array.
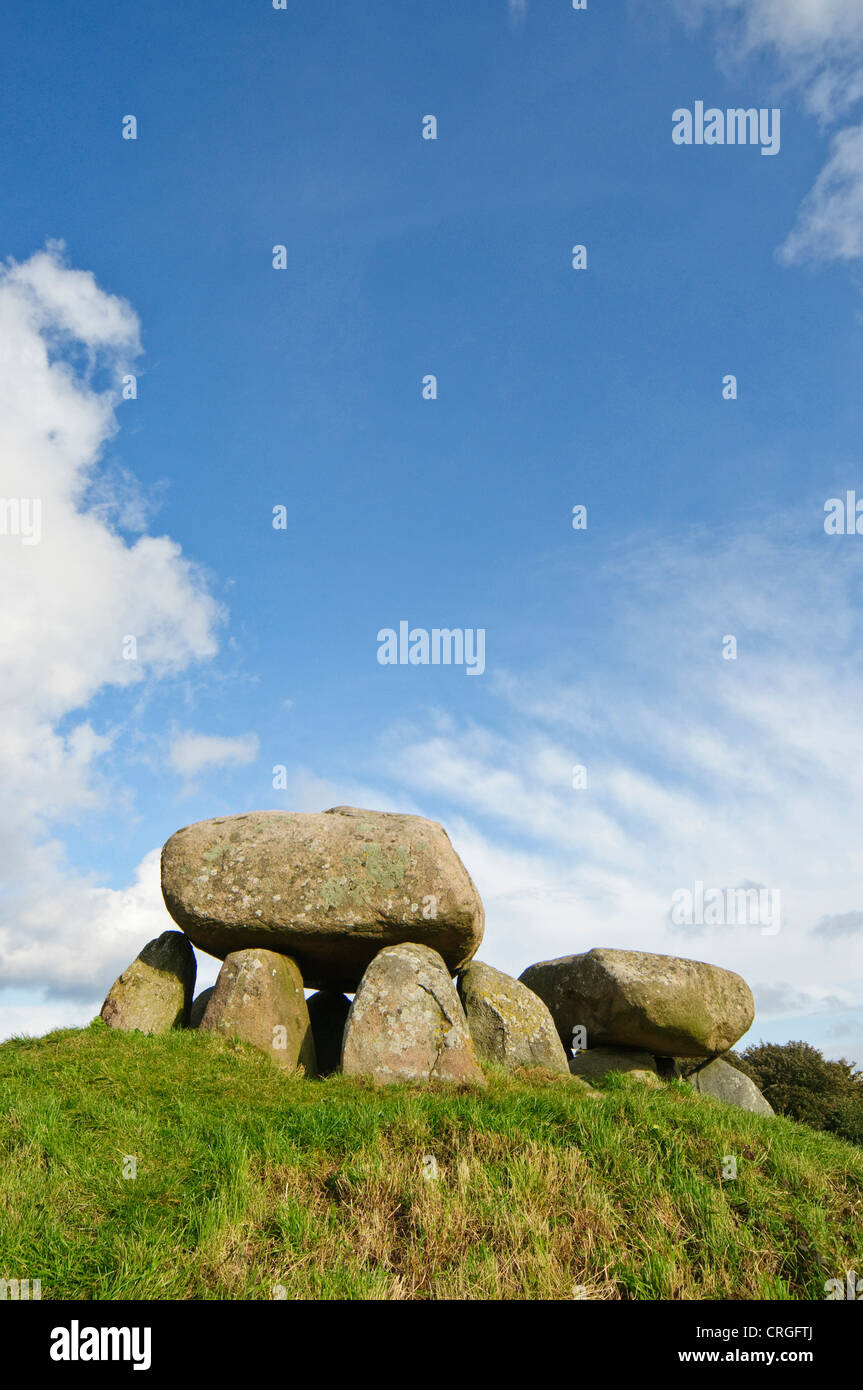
[
  {"xmin": 520, "ymin": 948, "xmax": 754, "ymax": 1057},
  {"xmin": 341, "ymin": 942, "xmax": 486, "ymax": 1085},
  {"xmin": 161, "ymin": 806, "xmax": 484, "ymax": 991},
  {"xmin": 686, "ymin": 1057, "xmax": 774, "ymax": 1115},
  {"xmin": 307, "ymin": 991, "xmax": 351, "ymax": 1075},
  {"xmin": 100, "ymin": 931, "xmax": 195, "ymax": 1033},
  {"xmin": 457, "ymin": 961, "xmax": 568, "ymax": 1074},
  {"xmin": 569, "ymin": 1046, "xmax": 658, "ymax": 1083},
  {"xmin": 199, "ymin": 948, "xmax": 317, "ymax": 1076}
]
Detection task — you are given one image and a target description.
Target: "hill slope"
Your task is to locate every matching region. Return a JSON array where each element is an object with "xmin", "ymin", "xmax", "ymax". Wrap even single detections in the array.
[{"xmin": 1, "ymin": 1021, "xmax": 861, "ymax": 1300}]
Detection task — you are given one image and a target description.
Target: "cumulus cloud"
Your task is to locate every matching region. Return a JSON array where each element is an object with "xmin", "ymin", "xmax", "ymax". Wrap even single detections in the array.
[
  {"xmin": 0, "ymin": 246, "xmax": 226, "ymax": 1017},
  {"xmin": 169, "ymin": 731, "xmax": 260, "ymax": 778},
  {"xmin": 3, "ymin": 849, "xmax": 168, "ymax": 1001}
]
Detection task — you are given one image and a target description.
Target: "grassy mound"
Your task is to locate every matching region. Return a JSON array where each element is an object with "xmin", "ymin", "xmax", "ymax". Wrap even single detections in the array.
[{"xmin": 1, "ymin": 1021, "xmax": 861, "ymax": 1300}]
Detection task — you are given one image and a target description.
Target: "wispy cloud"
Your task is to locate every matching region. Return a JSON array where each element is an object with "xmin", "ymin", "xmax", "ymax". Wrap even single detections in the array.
[
  {"xmin": 779, "ymin": 123, "xmax": 863, "ymax": 264},
  {"xmin": 672, "ymin": 0, "xmax": 863, "ymax": 269},
  {"xmin": 168, "ymin": 731, "xmax": 260, "ymax": 779},
  {"xmin": 813, "ymin": 909, "xmax": 863, "ymax": 939},
  {"xmin": 367, "ymin": 522, "xmax": 863, "ymax": 1057}
]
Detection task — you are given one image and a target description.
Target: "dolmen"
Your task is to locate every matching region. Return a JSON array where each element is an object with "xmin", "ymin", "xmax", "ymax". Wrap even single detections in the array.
[{"xmin": 98, "ymin": 806, "xmax": 772, "ymax": 1114}]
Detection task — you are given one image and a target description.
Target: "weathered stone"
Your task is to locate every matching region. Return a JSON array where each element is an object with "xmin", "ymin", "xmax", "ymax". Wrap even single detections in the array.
[
  {"xmin": 686, "ymin": 1057, "xmax": 774, "ymax": 1115},
  {"xmin": 188, "ymin": 986, "xmax": 214, "ymax": 1029},
  {"xmin": 200, "ymin": 948, "xmax": 316, "ymax": 1076},
  {"xmin": 161, "ymin": 806, "xmax": 484, "ymax": 991},
  {"xmin": 307, "ymin": 991, "xmax": 351, "ymax": 1075},
  {"xmin": 457, "ymin": 961, "xmax": 568, "ymax": 1074},
  {"xmin": 568, "ymin": 1075, "xmax": 602, "ymax": 1098},
  {"xmin": 569, "ymin": 1046, "xmax": 658, "ymax": 1083},
  {"xmin": 100, "ymin": 931, "xmax": 195, "ymax": 1033},
  {"xmin": 520, "ymin": 948, "xmax": 754, "ymax": 1057},
  {"xmin": 341, "ymin": 942, "xmax": 486, "ymax": 1085}
]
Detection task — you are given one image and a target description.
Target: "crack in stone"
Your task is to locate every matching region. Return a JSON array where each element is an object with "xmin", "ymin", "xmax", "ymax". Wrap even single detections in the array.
[{"xmin": 414, "ymin": 979, "xmax": 459, "ymax": 1077}]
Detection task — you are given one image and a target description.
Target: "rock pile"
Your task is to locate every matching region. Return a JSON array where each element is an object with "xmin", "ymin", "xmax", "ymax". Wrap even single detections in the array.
[{"xmin": 98, "ymin": 806, "xmax": 773, "ymax": 1116}]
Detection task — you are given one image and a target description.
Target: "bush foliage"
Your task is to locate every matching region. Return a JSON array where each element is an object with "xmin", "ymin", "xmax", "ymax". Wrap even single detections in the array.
[{"xmin": 736, "ymin": 1040, "xmax": 863, "ymax": 1146}]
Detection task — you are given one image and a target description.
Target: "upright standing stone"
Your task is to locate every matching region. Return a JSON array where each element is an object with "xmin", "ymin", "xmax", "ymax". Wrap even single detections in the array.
[
  {"xmin": 200, "ymin": 948, "xmax": 316, "ymax": 1076},
  {"xmin": 686, "ymin": 1058, "xmax": 774, "ymax": 1115},
  {"xmin": 160, "ymin": 806, "xmax": 484, "ymax": 990},
  {"xmin": 457, "ymin": 961, "xmax": 568, "ymax": 1073},
  {"xmin": 101, "ymin": 931, "xmax": 196, "ymax": 1033},
  {"xmin": 188, "ymin": 986, "xmax": 214, "ymax": 1029},
  {"xmin": 342, "ymin": 942, "xmax": 486, "ymax": 1085}
]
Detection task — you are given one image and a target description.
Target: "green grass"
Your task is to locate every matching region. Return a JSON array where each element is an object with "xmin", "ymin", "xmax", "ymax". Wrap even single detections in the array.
[{"xmin": 1, "ymin": 1020, "xmax": 861, "ymax": 1300}]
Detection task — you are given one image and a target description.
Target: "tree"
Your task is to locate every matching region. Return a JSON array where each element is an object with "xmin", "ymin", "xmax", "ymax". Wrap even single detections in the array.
[{"xmin": 738, "ymin": 1040, "xmax": 863, "ymax": 1145}]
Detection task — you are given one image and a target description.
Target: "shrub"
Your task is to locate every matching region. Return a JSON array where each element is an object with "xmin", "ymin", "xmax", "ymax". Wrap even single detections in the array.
[{"xmin": 740, "ymin": 1040, "xmax": 863, "ymax": 1145}]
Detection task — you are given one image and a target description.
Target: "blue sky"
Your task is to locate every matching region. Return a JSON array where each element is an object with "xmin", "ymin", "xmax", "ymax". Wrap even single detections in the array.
[{"xmin": 1, "ymin": 0, "xmax": 863, "ymax": 1065}]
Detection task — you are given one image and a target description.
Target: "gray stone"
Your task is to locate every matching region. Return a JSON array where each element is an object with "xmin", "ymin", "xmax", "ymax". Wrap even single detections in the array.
[
  {"xmin": 341, "ymin": 942, "xmax": 486, "ymax": 1086},
  {"xmin": 686, "ymin": 1057, "xmax": 774, "ymax": 1115},
  {"xmin": 200, "ymin": 948, "xmax": 316, "ymax": 1076},
  {"xmin": 520, "ymin": 948, "xmax": 754, "ymax": 1058},
  {"xmin": 161, "ymin": 806, "xmax": 484, "ymax": 991},
  {"xmin": 100, "ymin": 931, "xmax": 195, "ymax": 1034},
  {"xmin": 188, "ymin": 987, "xmax": 214, "ymax": 1029},
  {"xmin": 569, "ymin": 1046, "xmax": 658, "ymax": 1083},
  {"xmin": 457, "ymin": 961, "xmax": 568, "ymax": 1073}
]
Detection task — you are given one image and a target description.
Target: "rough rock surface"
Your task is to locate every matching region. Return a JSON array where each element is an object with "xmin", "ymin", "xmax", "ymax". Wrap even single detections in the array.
[
  {"xmin": 686, "ymin": 1057, "xmax": 774, "ymax": 1115},
  {"xmin": 161, "ymin": 806, "xmax": 484, "ymax": 990},
  {"xmin": 100, "ymin": 931, "xmax": 195, "ymax": 1033},
  {"xmin": 188, "ymin": 987, "xmax": 214, "ymax": 1029},
  {"xmin": 306, "ymin": 991, "xmax": 351, "ymax": 1075},
  {"xmin": 569, "ymin": 1046, "xmax": 658, "ymax": 1083},
  {"xmin": 200, "ymin": 948, "xmax": 316, "ymax": 1075},
  {"xmin": 520, "ymin": 948, "xmax": 754, "ymax": 1057},
  {"xmin": 457, "ymin": 961, "xmax": 568, "ymax": 1073},
  {"xmin": 341, "ymin": 942, "xmax": 485, "ymax": 1085}
]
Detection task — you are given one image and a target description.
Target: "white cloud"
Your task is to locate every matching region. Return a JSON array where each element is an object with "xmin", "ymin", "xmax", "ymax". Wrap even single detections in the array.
[
  {"xmin": 672, "ymin": 1, "xmax": 863, "ymax": 267},
  {"xmin": 779, "ymin": 123, "xmax": 863, "ymax": 263},
  {"xmin": 169, "ymin": 731, "xmax": 260, "ymax": 778},
  {"xmin": 373, "ymin": 525, "xmax": 863, "ymax": 1061},
  {"xmin": 0, "ymin": 246, "xmax": 226, "ymax": 1023},
  {"xmin": 508, "ymin": 0, "xmax": 528, "ymax": 26},
  {"xmin": 674, "ymin": 0, "xmax": 863, "ymax": 113},
  {"xmin": 1, "ymin": 849, "xmax": 173, "ymax": 999}
]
